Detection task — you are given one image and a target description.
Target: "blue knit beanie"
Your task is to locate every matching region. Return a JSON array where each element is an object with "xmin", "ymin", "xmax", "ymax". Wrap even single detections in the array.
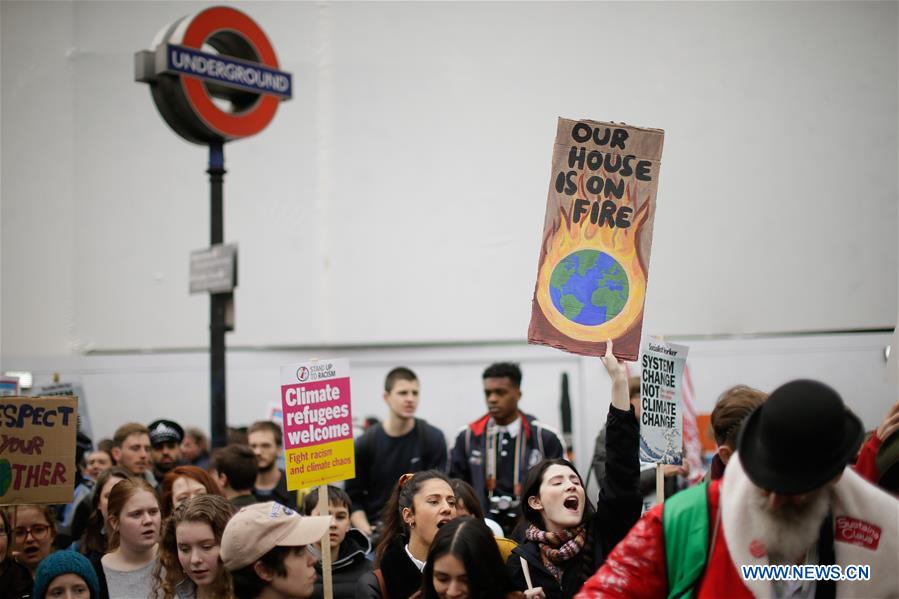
[{"xmin": 33, "ymin": 550, "xmax": 100, "ymax": 599}]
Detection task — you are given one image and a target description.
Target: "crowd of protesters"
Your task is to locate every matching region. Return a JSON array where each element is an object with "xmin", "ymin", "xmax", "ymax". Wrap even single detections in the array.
[{"xmin": 3, "ymin": 347, "xmax": 899, "ymax": 599}]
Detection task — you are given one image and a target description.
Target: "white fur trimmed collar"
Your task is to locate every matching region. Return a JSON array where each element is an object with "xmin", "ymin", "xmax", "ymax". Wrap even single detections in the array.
[{"xmin": 721, "ymin": 453, "xmax": 899, "ymax": 598}]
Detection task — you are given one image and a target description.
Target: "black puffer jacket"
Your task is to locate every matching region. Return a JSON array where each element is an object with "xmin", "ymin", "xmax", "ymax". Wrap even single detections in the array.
[
  {"xmin": 312, "ymin": 529, "xmax": 373, "ymax": 599},
  {"xmin": 355, "ymin": 537, "xmax": 422, "ymax": 599}
]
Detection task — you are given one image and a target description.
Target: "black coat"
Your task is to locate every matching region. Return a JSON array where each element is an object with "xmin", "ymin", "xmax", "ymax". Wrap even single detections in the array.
[
  {"xmin": 0, "ymin": 559, "xmax": 32, "ymax": 599},
  {"xmin": 506, "ymin": 405, "xmax": 641, "ymax": 599},
  {"xmin": 312, "ymin": 529, "xmax": 373, "ymax": 599},
  {"xmin": 355, "ymin": 537, "xmax": 422, "ymax": 599},
  {"xmin": 449, "ymin": 412, "xmax": 565, "ymax": 515},
  {"xmin": 89, "ymin": 552, "xmax": 111, "ymax": 599}
]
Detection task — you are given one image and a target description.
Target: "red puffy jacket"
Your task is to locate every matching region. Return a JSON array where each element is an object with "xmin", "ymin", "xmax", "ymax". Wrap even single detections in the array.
[
  {"xmin": 576, "ymin": 479, "xmax": 756, "ymax": 599},
  {"xmin": 576, "ymin": 503, "xmax": 668, "ymax": 597}
]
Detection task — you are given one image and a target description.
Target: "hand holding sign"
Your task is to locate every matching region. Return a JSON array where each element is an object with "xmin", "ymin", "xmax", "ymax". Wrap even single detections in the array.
[{"xmin": 600, "ymin": 340, "xmax": 631, "ymax": 412}]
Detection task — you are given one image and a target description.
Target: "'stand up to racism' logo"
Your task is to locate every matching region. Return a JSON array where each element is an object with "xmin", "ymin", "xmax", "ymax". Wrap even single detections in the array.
[
  {"xmin": 296, "ymin": 367, "xmax": 310, "ymax": 382},
  {"xmin": 135, "ymin": 6, "xmax": 293, "ymax": 144}
]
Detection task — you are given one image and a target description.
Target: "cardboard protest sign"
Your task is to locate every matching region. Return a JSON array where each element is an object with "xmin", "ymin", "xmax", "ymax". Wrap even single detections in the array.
[
  {"xmin": 279, "ymin": 359, "xmax": 354, "ymax": 490},
  {"xmin": 638, "ymin": 339, "xmax": 689, "ymax": 464},
  {"xmin": 0, "ymin": 396, "xmax": 78, "ymax": 505},
  {"xmin": 529, "ymin": 118, "xmax": 664, "ymax": 360},
  {"xmin": 34, "ymin": 381, "xmax": 93, "ymax": 440}
]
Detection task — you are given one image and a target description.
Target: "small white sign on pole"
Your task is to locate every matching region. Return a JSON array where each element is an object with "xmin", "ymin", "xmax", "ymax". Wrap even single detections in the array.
[
  {"xmin": 638, "ymin": 337, "xmax": 690, "ymax": 465},
  {"xmin": 189, "ymin": 244, "xmax": 238, "ymax": 294}
]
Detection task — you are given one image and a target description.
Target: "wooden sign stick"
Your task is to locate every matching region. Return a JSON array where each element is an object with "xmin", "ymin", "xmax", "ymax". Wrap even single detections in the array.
[
  {"xmin": 318, "ymin": 484, "xmax": 334, "ymax": 599},
  {"xmin": 656, "ymin": 464, "xmax": 665, "ymax": 506}
]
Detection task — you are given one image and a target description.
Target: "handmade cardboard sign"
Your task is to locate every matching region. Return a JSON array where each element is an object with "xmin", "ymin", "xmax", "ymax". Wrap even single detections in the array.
[
  {"xmin": 0, "ymin": 396, "xmax": 78, "ymax": 505},
  {"xmin": 34, "ymin": 381, "xmax": 93, "ymax": 442},
  {"xmin": 638, "ymin": 338, "xmax": 689, "ymax": 464},
  {"xmin": 279, "ymin": 359, "xmax": 354, "ymax": 490},
  {"xmin": 529, "ymin": 118, "xmax": 664, "ymax": 360}
]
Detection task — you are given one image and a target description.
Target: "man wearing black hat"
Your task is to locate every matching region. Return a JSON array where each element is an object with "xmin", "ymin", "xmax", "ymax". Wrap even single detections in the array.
[
  {"xmin": 577, "ymin": 379, "xmax": 899, "ymax": 598},
  {"xmin": 148, "ymin": 419, "xmax": 185, "ymax": 483}
]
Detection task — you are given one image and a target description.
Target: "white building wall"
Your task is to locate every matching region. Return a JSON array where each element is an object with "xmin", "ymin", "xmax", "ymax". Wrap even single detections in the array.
[{"xmin": 1, "ymin": 2, "xmax": 896, "ymax": 458}]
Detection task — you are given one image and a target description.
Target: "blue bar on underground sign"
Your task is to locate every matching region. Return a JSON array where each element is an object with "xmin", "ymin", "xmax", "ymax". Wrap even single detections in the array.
[{"xmin": 166, "ymin": 44, "xmax": 292, "ymax": 99}]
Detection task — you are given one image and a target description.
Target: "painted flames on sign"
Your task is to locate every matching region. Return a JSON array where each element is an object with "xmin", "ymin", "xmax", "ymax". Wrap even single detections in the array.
[{"xmin": 536, "ymin": 176, "xmax": 650, "ymax": 342}]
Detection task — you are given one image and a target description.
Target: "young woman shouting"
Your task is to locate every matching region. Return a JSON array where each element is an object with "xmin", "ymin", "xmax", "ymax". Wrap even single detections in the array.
[{"xmin": 507, "ymin": 342, "xmax": 641, "ymax": 599}]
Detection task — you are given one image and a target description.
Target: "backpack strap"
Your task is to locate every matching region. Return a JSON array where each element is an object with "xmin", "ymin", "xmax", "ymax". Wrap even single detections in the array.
[
  {"xmin": 535, "ymin": 422, "xmax": 546, "ymax": 455},
  {"xmin": 663, "ymin": 480, "xmax": 710, "ymax": 599},
  {"xmin": 415, "ymin": 418, "xmax": 432, "ymax": 468},
  {"xmin": 374, "ymin": 568, "xmax": 389, "ymax": 598},
  {"xmin": 363, "ymin": 423, "xmax": 382, "ymax": 473}
]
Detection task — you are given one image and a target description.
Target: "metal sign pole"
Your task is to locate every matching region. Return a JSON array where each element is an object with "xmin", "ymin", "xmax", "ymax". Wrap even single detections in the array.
[
  {"xmin": 136, "ymin": 7, "xmax": 292, "ymax": 451},
  {"xmin": 208, "ymin": 142, "xmax": 228, "ymax": 449}
]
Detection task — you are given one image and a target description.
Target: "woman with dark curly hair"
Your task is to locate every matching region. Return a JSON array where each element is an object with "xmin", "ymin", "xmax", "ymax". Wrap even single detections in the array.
[{"xmin": 152, "ymin": 494, "xmax": 236, "ymax": 599}]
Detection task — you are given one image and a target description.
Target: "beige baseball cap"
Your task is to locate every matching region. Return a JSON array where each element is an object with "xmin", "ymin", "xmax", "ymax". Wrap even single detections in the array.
[{"xmin": 220, "ymin": 501, "xmax": 330, "ymax": 571}]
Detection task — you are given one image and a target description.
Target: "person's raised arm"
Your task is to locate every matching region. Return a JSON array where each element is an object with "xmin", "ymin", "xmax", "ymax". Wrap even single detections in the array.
[
  {"xmin": 595, "ymin": 339, "xmax": 642, "ymax": 545},
  {"xmin": 600, "ymin": 339, "xmax": 631, "ymax": 412},
  {"xmin": 598, "ymin": 340, "xmax": 640, "ymax": 498}
]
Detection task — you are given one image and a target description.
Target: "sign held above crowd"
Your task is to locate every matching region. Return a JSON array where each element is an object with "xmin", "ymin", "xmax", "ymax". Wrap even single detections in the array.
[
  {"xmin": 279, "ymin": 359, "xmax": 355, "ymax": 491},
  {"xmin": 529, "ymin": 118, "xmax": 665, "ymax": 361},
  {"xmin": 638, "ymin": 338, "xmax": 690, "ymax": 465},
  {"xmin": 0, "ymin": 396, "xmax": 77, "ymax": 505},
  {"xmin": 279, "ymin": 359, "xmax": 354, "ymax": 599}
]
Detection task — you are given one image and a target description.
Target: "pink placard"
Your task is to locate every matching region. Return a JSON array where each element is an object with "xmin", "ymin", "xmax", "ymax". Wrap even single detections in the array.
[{"xmin": 280, "ymin": 377, "xmax": 353, "ymax": 450}]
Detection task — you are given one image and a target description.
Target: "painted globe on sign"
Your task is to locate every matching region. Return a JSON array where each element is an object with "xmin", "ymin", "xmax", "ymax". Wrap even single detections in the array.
[
  {"xmin": 549, "ymin": 249, "xmax": 629, "ymax": 326},
  {"xmin": 0, "ymin": 459, "xmax": 11, "ymax": 496}
]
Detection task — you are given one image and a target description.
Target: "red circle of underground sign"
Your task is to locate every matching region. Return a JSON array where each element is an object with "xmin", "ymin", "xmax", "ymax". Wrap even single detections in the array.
[{"xmin": 180, "ymin": 6, "xmax": 281, "ymax": 139}]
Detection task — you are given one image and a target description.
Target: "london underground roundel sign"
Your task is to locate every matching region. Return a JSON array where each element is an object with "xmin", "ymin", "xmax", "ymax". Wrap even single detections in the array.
[{"xmin": 135, "ymin": 6, "xmax": 292, "ymax": 144}]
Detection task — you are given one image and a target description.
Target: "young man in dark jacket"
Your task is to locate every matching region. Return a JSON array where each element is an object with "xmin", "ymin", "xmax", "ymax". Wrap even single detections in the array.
[
  {"xmin": 449, "ymin": 362, "xmax": 565, "ymax": 535},
  {"xmin": 302, "ymin": 486, "xmax": 373, "ymax": 599},
  {"xmin": 346, "ymin": 367, "xmax": 447, "ymax": 536}
]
